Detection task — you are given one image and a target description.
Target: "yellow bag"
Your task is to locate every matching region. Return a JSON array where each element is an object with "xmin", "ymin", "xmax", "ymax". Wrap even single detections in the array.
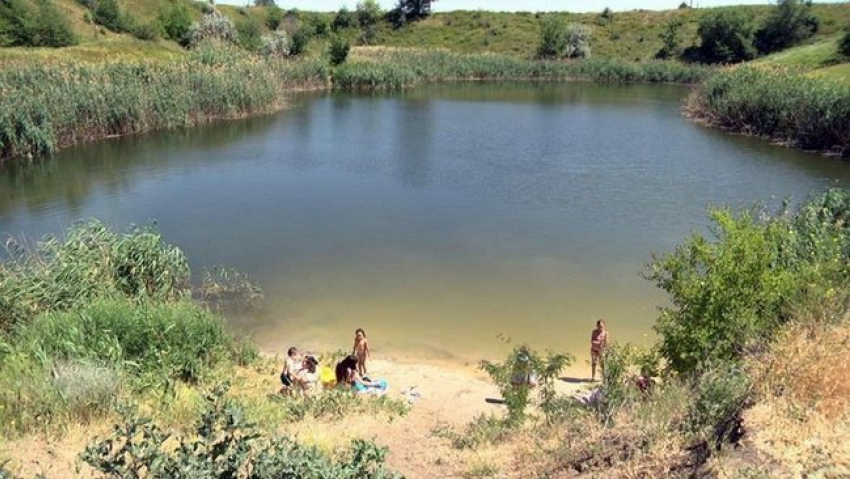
[{"xmin": 319, "ymin": 366, "xmax": 336, "ymax": 387}]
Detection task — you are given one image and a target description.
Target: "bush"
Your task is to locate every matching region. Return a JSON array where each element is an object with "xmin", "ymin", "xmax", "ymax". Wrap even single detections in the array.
[
  {"xmin": 694, "ymin": 9, "xmax": 755, "ymax": 63},
  {"xmin": 131, "ymin": 21, "xmax": 159, "ymax": 41},
  {"xmin": 266, "ymin": 5, "xmax": 283, "ymax": 30},
  {"xmin": 289, "ymin": 23, "xmax": 313, "ymax": 56},
  {"xmin": 15, "ymin": 298, "xmax": 234, "ymax": 382},
  {"xmin": 259, "ymin": 30, "xmax": 290, "ymax": 57},
  {"xmin": 189, "ymin": 11, "xmax": 237, "ymax": 47},
  {"xmin": 329, "ymin": 34, "xmax": 350, "ymax": 65},
  {"xmin": 236, "ymin": 17, "xmax": 262, "ymax": 51},
  {"xmin": 50, "ymin": 360, "xmax": 121, "ymax": 423},
  {"xmin": 565, "ymin": 23, "xmax": 592, "ymax": 58},
  {"xmin": 159, "ymin": 0, "xmax": 194, "ymax": 47},
  {"xmin": 479, "ymin": 345, "xmax": 572, "ymax": 424},
  {"xmin": 537, "ymin": 15, "xmax": 568, "ymax": 59},
  {"xmin": 754, "ymin": 0, "xmax": 818, "ymax": 55},
  {"xmin": 656, "ymin": 19, "xmax": 683, "ymax": 59},
  {"xmin": 754, "ymin": 0, "xmax": 819, "ymax": 55},
  {"xmin": 356, "ymin": 0, "xmax": 381, "ymax": 45},
  {"xmin": 0, "ymin": 0, "xmax": 77, "ymax": 47},
  {"xmin": 687, "ymin": 365, "xmax": 751, "ymax": 448},
  {"xmin": 81, "ymin": 384, "xmax": 402, "ymax": 478},
  {"xmin": 0, "ymin": 221, "xmax": 190, "ymax": 330},
  {"xmin": 91, "ymin": 0, "xmax": 136, "ymax": 34},
  {"xmin": 840, "ymin": 25, "xmax": 850, "ymax": 57},
  {"xmin": 646, "ymin": 189, "xmax": 850, "ymax": 373},
  {"xmin": 687, "ymin": 66, "xmax": 850, "ymax": 155},
  {"xmin": 332, "ymin": 6, "xmax": 355, "ymax": 31}
]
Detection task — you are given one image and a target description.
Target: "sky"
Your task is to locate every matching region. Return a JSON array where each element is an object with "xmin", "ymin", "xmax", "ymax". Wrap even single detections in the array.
[{"xmin": 216, "ymin": 0, "xmax": 788, "ymax": 13}]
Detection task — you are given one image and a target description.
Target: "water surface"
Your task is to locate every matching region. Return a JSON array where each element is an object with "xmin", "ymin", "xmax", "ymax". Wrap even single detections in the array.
[{"xmin": 1, "ymin": 82, "xmax": 848, "ymax": 363}]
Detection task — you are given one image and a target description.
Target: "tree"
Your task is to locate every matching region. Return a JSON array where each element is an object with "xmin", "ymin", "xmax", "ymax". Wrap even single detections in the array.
[
  {"xmin": 0, "ymin": 0, "xmax": 77, "ymax": 47},
  {"xmin": 254, "ymin": 0, "xmax": 276, "ymax": 6},
  {"xmin": 332, "ymin": 6, "xmax": 355, "ymax": 31},
  {"xmin": 266, "ymin": 5, "xmax": 283, "ymax": 30},
  {"xmin": 841, "ymin": 25, "xmax": 850, "ymax": 57},
  {"xmin": 537, "ymin": 15, "xmax": 568, "ymax": 59},
  {"xmin": 656, "ymin": 18, "xmax": 683, "ymax": 59},
  {"xmin": 160, "ymin": 0, "xmax": 193, "ymax": 47},
  {"xmin": 695, "ymin": 10, "xmax": 755, "ymax": 64},
  {"xmin": 328, "ymin": 33, "xmax": 350, "ymax": 65},
  {"xmin": 754, "ymin": 0, "xmax": 818, "ymax": 55},
  {"xmin": 565, "ymin": 23, "xmax": 592, "ymax": 58},
  {"xmin": 391, "ymin": 0, "xmax": 434, "ymax": 26},
  {"xmin": 355, "ymin": 0, "xmax": 381, "ymax": 45}
]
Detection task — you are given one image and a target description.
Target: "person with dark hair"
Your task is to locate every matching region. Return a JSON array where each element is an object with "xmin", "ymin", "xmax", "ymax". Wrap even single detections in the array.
[
  {"xmin": 591, "ymin": 319, "xmax": 608, "ymax": 381},
  {"xmin": 294, "ymin": 355, "xmax": 320, "ymax": 393},
  {"xmin": 335, "ymin": 355, "xmax": 359, "ymax": 386},
  {"xmin": 352, "ymin": 328, "xmax": 371, "ymax": 376},
  {"xmin": 280, "ymin": 346, "xmax": 301, "ymax": 393}
]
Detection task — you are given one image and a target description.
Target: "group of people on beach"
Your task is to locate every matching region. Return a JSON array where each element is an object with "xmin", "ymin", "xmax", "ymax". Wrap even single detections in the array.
[
  {"xmin": 280, "ymin": 328, "xmax": 389, "ymax": 396},
  {"xmin": 280, "ymin": 320, "xmax": 611, "ymax": 397}
]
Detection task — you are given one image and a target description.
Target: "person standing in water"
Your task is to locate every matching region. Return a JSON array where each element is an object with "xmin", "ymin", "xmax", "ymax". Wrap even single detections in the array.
[
  {"xmin": 353, "ymin": 328, "xmax": 371, "ymax": 376},
  {"xmin": 590, "ymin": 319, "xmax": 608, "ymax": 381}
]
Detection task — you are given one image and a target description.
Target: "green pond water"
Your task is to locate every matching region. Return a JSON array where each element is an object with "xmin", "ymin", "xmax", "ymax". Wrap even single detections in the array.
[{"xmin": 1, "ymin": 82, "xmax": 848, "ymax": 365}]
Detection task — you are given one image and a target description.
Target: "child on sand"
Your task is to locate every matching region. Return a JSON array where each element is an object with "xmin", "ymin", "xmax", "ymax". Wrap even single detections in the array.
[
  {"xmin": 591, "ymin": 319, "xmax": 608, "ymax": 381},
  {"xmin": 352, "ymin": 328, "xmax": 371, "ymax": 376}
]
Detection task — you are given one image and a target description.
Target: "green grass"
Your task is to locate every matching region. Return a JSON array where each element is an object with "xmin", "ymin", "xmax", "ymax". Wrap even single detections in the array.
[
  {"xmin": 0, "ymin": 41, "xmax": 329, "ymax": 161},
  {"xmin": 687, "ymin": 65, "xmax": 850, "ymax": 155},
  {"xmin": 335, "ymin": 48, "xmax": 711, "ymax": 89}
]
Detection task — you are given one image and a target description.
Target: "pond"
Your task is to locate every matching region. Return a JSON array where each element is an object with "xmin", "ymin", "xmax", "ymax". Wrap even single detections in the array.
[{"xmin": 1, "ymin": 82, "xmax": 848, "ymax": 363}]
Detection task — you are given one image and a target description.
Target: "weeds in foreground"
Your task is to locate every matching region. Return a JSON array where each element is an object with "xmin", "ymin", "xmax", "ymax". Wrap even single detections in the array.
[{"xmin": 81, "ymin": 383, "xmax": 401, "ymax": 478}]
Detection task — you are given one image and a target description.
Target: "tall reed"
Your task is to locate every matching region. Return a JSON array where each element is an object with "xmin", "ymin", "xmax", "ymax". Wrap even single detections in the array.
[
  {"xmin": 334, "ymin": 48, "xmax": 712, "ymax": 90},
  {"xmin": 687, "ymin": 65, "xmax": 850, "ymax": 157},
  {"xmin": 0, "ymin": 41, "xmax": 330, "ymax": 161}
]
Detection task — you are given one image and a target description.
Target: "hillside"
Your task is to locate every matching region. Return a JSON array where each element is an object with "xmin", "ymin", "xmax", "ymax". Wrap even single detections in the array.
[{"xmin": 2, "ymin": 1, "xmax": 849, "ymax": 64}]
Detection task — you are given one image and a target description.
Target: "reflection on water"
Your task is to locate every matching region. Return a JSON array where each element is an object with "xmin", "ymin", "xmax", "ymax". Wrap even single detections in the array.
[{"xmin": 1, "ymin": 83, "xmax": 848, "ymax": 364}]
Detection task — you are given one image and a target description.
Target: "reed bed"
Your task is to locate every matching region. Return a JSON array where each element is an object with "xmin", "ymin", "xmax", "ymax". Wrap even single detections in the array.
[
  {"xmin": 687, "ymin": 65, "xmax": 850, "ymax": 157},
  {"xmin": 0, "ymin": 41, "xmax": 330, "ymax": 162},
  {"xmin": 334, "ymin": 48, "xmax": 712, "ymax": 90}
]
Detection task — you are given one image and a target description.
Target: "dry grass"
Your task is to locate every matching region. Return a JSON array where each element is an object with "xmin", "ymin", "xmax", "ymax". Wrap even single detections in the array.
[{"xmin": 732, "ymin": 321, "xmax": 850, "ymax": 477}]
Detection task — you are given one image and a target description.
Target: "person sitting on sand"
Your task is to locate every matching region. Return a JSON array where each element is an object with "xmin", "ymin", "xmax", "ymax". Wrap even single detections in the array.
[
  {"xmin": 280, "ymin": 346, "xmax": 302, "ymax": 393},
  {"xmin": 591, "ymin": 319, "xmax": 608, "ymax": 381},
  {"xmin": 349, "ymin": 368, "xmax": 388, "ymax": 395},
  {"xmin": 294, "ymin": 355, "xmax": 319, "ymax": 393},
  {"xmin": 334, "ymin": 355, "xmax": 387, "ymax": 395}
]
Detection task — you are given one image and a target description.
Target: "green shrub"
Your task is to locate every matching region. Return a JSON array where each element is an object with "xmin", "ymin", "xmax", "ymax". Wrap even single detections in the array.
[
  {"xmin": 656, "ymin": 19, "xmax": 683, "ymax": 59},
  {"xmin": 0, "ymin": 0, "xmax": 77, "ymax": 47},
  {"xmin": 131, "ymin": 21, "xmax": 159, "ymax": 41},
  {"xmin": 16, "ymin": 298, "xmax": 234, "ymax": 382},
  {"xmin": 236, "ymin": 17, "xmax": 262, "ymax": 51},
  {"xmin": 189, "ymin": 11, "xmax": 237, "ymax": 47},
  {"xmin": 537, "ymin": 15, "xmax": 568, "ymax": 59},
  {"xmin": 686, "ymin": 365, "xmax": 751, "ymax": 447},
  {"xmin": 259, "ymin": 30, "xmax": 290, "ymax": 57},
  {"xmin": 289, "ymin": 23, "xmax": 314, "ymax": 56},
  {"xmin": 356, "ymin": 0, "xmax": 381, "ymax": 45},
  {"xmin": 754, "ymin": 0, "xmax": 818, "ymax": 55},
  {"xmin": 329, "ymin": 34, "xmax": 351, "ymax": 65},
  {"xmin": 646, "ymin": 189, "xmax": 850, "ymax": 374},
  {"xmin": 332, "ymin": 6, "xmax": 355, "ymax": 31},
  {"xmin": 91, "ymin": 0, "xmax": 137, "ymax": 34},
  {"xmin": 479, "ymin": 345, "xmax": 572, "ymax": 425},
  {"xmin": 81, "ymin": 384, "xmax": 402, "ymax": 478},
  {"xmin": 694, "ymin": 9, "xmax": 755, "ymax": 63},
  {"xmin": 266, "ymin": 5, "xmax": 283, "ymax": 30},
  {"xmin": 432, "ymin": 413, "xmax": 514, "ymax": 449},
  {"xmin": 687, "ymin": 66, "xmax": 850, "ymax": 155},
  {"xmin": 840, "ymin": 25, "xmax": 850, "ymax": 57},
  {"xmin": 159, "ymin": 0, "xmax": 194, "ymax": 47},
  {"xmin": 0, "ymin": 221, "xmax": 190, "ymax": 330}
]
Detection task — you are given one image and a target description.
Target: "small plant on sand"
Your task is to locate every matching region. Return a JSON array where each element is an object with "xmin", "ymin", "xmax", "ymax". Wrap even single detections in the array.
[{"xmin": 480, "ymin": 345, "xmax": 572, "ymax": 425}]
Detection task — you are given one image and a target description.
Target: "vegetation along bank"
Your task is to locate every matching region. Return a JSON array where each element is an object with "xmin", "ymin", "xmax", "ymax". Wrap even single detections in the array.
[{"xmin": 2, "ymin": 0, "xmax": 850, "ymax": 161}]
